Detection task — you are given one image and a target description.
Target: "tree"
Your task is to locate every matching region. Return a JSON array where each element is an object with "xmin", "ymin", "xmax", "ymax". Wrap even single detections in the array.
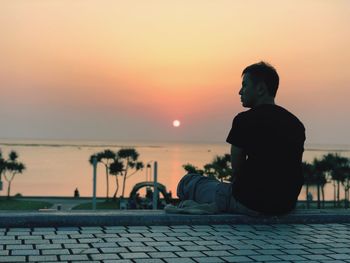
[
  {"xmin": 109, "ymin": 159, "xmax": 124, "ymax": 199},
  {"xmin": 0, "ymin": 150, "xmax": 5, "ymax": 190},
  {"xmin": 114, "ymin": 148, "xmax": 144, "ymax": 198},
  {"xmin": 340, "ymin": 164, "xmax": 350, "ymax": 208},
  {"xmin": 182, "ymin": 163, "xmax": 204, "ymax": 175},
  {"xmin": 89, "ymin": 149, "xmax": 116, "ymax": 200},
  {"xmin": 182, "ymin": 154, "xmax": 232, "ymax": 182},
  {"xmin": 2, "ymin": 151, "xmax": 26, "ymax": 198},
  {"xmin": 312, "ymin": 158, "xmax": 328, "ymax": 209},
  {"xmin": 302, "ymin": 161, "xmax": 315, "ymax": 209}
]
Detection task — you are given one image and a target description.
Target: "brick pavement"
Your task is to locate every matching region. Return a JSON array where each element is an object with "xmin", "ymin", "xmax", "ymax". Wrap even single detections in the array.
[{"xmin": 0, "ymin": 224, "xmax": 350, "ymax": 262}]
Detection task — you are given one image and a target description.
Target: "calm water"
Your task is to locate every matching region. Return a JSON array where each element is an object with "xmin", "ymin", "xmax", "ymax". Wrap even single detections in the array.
[{"xmin": 0, "ymin": 139, "xmax": 349, "ymax": 200}]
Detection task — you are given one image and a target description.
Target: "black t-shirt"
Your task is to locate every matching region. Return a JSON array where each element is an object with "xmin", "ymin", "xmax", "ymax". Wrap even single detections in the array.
[{"xmin": 226, "ymin": 104, "xmax": 305, "ymax": 215}]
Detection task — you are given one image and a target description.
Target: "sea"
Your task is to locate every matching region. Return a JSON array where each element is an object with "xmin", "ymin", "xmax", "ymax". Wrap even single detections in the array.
[{"xmin": 0, "ymin": 139, "xmax": 349, "ymax": 201}]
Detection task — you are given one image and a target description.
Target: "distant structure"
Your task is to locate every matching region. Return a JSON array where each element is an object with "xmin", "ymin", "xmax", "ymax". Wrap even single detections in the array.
[{"xmin": 129, "ymin": 182, "xmax": 172, "ymax": 209}]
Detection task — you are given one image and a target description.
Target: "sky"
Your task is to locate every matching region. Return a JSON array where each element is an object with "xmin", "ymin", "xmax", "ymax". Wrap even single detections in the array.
[{"xmin": 1, "ymin": 0, "xmax": 349, "ymax": 145}]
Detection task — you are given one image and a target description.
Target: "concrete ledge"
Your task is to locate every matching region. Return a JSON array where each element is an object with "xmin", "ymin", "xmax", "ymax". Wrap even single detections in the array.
[{"xmin": 0, "ymin": 209, "xmax": 350, "ymax": 228}]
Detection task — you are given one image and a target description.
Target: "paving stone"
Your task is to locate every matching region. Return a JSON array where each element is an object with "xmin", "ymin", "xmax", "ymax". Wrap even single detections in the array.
[
  {"xmin": 282, "ymin": 249, "xmax": 310, "ymax": 255},
  {"xmin": 100, "ymin": 247, "xmax": 129, "ymax": 253},
  {"xmin": 170, "ymin": 241, "xmax": 196, "ymax": 246},
  {"xmin": 275, "ymin": 254, "xmax": 307, "ymax": 261},
  {"xmin": 0, "ymin": 240, "xmax": 21, "ymax": 245},
  {"xmin": 60, "ymin": 254, "xmax": 90, "ymax": 261},
  {"xmin": 134, "ymin": 259, "xmax": 164, "ymax": 263},
  {"xmin": 148, "ymin": 252, "xmax": 177, "ymax": 258},
  {"xmin": 41, "ymin": 249, "xmax": 70, "ymax": 255},
  {"xmin": 63, "ymin": 243, "xmax": 90, "ymax": 249},
  {"xmin": 175, "ymin": 251, "xmax": 207, "ymax": 257},
  {"xmin": 165, "ymin": 258, "xmax": 196, "ymax": 263},
  {"xmin": 103, "ymin": 260, "xmax": 132, "ymax": 263},
  {"xmin": 0, "ymin": 251, "xmax": 8, "ymax": 256},
  {"xmin": 11, "ymin": 249, "xmax": 40, "ymax": 256},
  {"xmin": 303, "ymin": 254, "xmax": 333, "ymax": 260},
  {"xmin": 182, "ymin": 245, "xmax": 209, "ymax": 251},
  {"xmin": 18, "ymin": 235, "xmax": 43, "ymax": 240},
  {"xmin": 70, "ymin": 234, "xmax": 95, "ymax": 238},
  {"xmin": 71, "ymin": 248, "xmax": 100, "ymax": 254},
  {"xmin": 118, "ymin": 241, "xmax": 145, "ymax": 247},
  {"xmin": 146, "ymin": 241, "xmax": 171, "ymax": 247},
  {"xmin": 119, "ymin": 252, "xmax": 149, "ymax": 259},
  {"xmin": 130, "ymin": 237, "xmax": 155, "ymax": 242},
  {"xmin": 143, "ymin": 232, "xmax": 166, "ymax": 238},
  {"xmin": 230, "ymin": 249, "xmax": 259, "ymax": 256},
  {"xmin": 36, "ymin": 244, "xmax": 62, "ymax": 249},
  {"xmin": 6, "ymin": 244, "xmax": 33, "ymax": 250},
  {"xmin": 255, "ymin": 249, "xmax": 284, "ymax": 255},
  {"xmin": 202, "ymin": 250, "xmax": 233, "ymax": 257},
  {"xmin": 220, "ymin": 256, "xmax": 254, "ymax": 262},
  {"xmin": 193, "ymin": 257, "xmax": 225, "ymax": 263},
  {"xmin": 91, "ymin": 242, "xmax": 118, "ymax": 248},
  {"xmin": 249, "ymin": 255, "xmax": 281, "ymax": 261},
  {"xmin": 330, "ymin": 248, "xmax": 350, "ymax": 253},
  {"xmin": 78, "ymin": 238, "xmax": 103, "ymax": 243},
  {"xmin": 194, "ymin": 241, "xmax": 222, "ymax": 246},
  {"xmin": 28, "ymin": 255, "xmax": 58, "ymax": 262},
  {"xmin": 327, "ymin": 253, "xmax": 350, "ymax": 260},
  {"xmin": 91, "ymin": 253, "xmax": 121, "ymax": 260},
  {"xmin": 179, "ymin": 236, "xmax": 203, "ymax": 241},
  {"xmin": 129, "ymin": 246, "xmax": 157, "ymax": 252},
  {"xmin": 0, "ymin": 255, "xmax": 26, "ymax": 262},
  {"xmin": 50, "ymin": 238, "xmax": 77, "ymax": 244},
  {"xmin": 156, "ymin": 246, "xmax": 184, "ymax": 252},
  {"xmin": 25, "ymin": 239, "xmax": 51, "ymax": 244}
]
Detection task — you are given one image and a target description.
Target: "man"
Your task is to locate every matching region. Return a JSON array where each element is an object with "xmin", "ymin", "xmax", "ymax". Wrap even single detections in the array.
[{"xmin": 168, "ymin": 61, "xmax": 305, "ymax": 216}]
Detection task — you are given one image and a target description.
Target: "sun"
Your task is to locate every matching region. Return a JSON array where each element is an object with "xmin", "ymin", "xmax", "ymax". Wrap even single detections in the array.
[{"xmin": 173, "ymin": 120, "xmax": 181, "ymax": 127}]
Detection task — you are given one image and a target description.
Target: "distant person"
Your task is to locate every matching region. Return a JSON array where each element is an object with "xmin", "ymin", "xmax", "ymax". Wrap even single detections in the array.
[
  {"xmin": 168, "ymin": 61, "xmax": 305, "ymax": 216},
  {"xmin": 74, "ymin": 188, "xmax": 80, "ymax": 198}
]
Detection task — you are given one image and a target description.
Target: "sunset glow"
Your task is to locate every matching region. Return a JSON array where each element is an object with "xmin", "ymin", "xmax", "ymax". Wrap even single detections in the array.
[
  {"xmin": 173, "ymin": 120, "xmax": 181, "ymax": 128},
  {"xmin": 1, "ymin": 0, "xmax": 349, "ymax": 143}
]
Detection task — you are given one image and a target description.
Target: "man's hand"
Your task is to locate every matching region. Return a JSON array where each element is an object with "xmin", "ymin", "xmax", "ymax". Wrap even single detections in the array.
[{"xmin": 230, "ymin": 145, "xmax": 246, "ymax": 182}]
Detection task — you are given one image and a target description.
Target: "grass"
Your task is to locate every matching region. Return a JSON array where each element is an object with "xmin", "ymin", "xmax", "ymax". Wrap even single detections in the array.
[
  {"xmin": 0, "ymin": 197, "xmax": 53, "ymax": 210},
  {"xmin": 72, "ymin": 199, "xmax": 120, "ymax": 210}
]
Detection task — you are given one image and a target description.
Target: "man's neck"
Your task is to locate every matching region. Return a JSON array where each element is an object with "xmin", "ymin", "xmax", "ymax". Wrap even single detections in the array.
[{"xmin": 254, "ymin": 97, "xmax": 275, "ymax": 107}]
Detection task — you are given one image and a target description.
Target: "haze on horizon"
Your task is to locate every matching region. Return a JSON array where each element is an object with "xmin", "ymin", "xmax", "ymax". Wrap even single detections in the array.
[{"xmin": 1, "ymin": 0, "xmax": 349, "ymax": 145}]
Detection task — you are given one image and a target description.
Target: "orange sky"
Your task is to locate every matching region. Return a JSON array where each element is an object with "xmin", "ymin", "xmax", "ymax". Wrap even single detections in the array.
[{"xmin": 1, "ymin": 0, "xmax": 349, "ymax": 144}]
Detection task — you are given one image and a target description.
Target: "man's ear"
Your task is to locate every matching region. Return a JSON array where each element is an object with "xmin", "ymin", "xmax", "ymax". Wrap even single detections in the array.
[{"xmin": 257, "ymin": 82, "xmax": 268, "ymax": 96}]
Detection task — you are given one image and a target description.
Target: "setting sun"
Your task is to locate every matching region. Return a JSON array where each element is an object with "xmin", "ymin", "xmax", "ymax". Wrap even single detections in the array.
[{"xmin": 173, "ymin": 120, "xmax": 181, "ymax": 127}]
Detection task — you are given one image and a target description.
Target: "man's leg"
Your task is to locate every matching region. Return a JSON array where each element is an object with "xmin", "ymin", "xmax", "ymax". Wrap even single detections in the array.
[
  {"xmin": 177, "ymin": 173, "xmax": 261, "ymax": 216},
  {"xmin": 177, "ymin": 173, "xmax": 220, "ymax": 204}
]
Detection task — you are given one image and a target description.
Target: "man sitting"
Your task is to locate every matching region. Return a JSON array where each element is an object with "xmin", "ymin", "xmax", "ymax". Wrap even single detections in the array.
[{"xmin": 168, "ymin": 61, "xmax": 305, "ymax": 216}]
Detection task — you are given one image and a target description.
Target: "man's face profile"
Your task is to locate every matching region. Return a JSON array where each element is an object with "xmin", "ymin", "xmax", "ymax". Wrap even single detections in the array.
[{"xmin": 239, "ymin": 73, "xmax": 258, "ymax": 108}]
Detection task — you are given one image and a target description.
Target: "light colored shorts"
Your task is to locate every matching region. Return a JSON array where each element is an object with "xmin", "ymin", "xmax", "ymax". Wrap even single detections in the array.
[{"xmin": 177, "ymin": 173, "xmax": 260, "ymax": 216}]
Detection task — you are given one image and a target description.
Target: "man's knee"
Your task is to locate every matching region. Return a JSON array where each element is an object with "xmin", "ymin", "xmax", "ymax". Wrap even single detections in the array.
[{"xmin": 176, "ymin": 173, "xmax": 203, "ymax": 200}]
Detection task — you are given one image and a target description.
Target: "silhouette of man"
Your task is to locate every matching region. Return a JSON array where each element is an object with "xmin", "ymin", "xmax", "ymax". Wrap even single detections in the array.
[{"xmin": 174, "ymin": 61, "xmax": 305, "ymax": 216}]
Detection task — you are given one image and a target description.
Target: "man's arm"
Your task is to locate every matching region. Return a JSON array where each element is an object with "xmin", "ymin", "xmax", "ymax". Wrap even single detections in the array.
[{"xmin": 230, "ymin": 145, "xmax": 246, "ymax": 182}]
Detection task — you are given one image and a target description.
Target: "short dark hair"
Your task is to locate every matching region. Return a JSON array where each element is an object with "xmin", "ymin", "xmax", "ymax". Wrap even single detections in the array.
[{"xmin": 242, "ymin": 61, "xmax": 279, "ymax": 97}]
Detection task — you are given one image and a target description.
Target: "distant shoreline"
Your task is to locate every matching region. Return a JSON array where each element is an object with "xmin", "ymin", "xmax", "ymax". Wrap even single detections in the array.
[{"xmin": 0, "ymin": 141, "xmax": 349, "ymax": 152}]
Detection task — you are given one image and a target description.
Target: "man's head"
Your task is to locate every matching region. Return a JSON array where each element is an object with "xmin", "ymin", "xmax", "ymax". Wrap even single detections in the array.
[{"xmin": 239, "ymin": 61, "xmax": 279, "ymax": 108}]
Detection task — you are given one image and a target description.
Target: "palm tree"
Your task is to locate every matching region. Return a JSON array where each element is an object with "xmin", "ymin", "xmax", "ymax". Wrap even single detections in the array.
[
  {"xmin": 302, "ymin": 161, "xmax": 315, "ymax": 208},
  {"xmin": 183, "ymin": 163, "xmax": 204, "ymax": 175},
  {"xmin": 341, "ymin": 165, "xmax": 350, "ymax": 208},
  {"xmin": 3, "ymin": 151, "xmax": 26, "ymax": 199},
  {"xmin": 109, "ymin": 159, "xmax": 124, "ymax": 199},
  {"xmin": 89, "ymin": 149, "xmax": 116, "ymax": 200},
  {"xmin": 321, "ymin": 153, "xmax": 348, "ymax": 207},
  {"xmin": 312, "ymin": 158, "xmax": 328, "ymax": 209},
  {"xmin": 0, "ymin": 150, "xmax": 5, "ymax": 191},
  {"xmin": 183, "ymin": 154, "xmax": 232, "ymax": 182},
  {"xmin": 116, "ymin": 148, "xmax": 144, "ymax": 198}
]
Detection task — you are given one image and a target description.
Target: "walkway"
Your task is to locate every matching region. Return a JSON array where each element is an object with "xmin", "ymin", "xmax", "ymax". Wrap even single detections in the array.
[{"xmin": 1, "ymin": 223, "xmax": 350, "ymax": 262}]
